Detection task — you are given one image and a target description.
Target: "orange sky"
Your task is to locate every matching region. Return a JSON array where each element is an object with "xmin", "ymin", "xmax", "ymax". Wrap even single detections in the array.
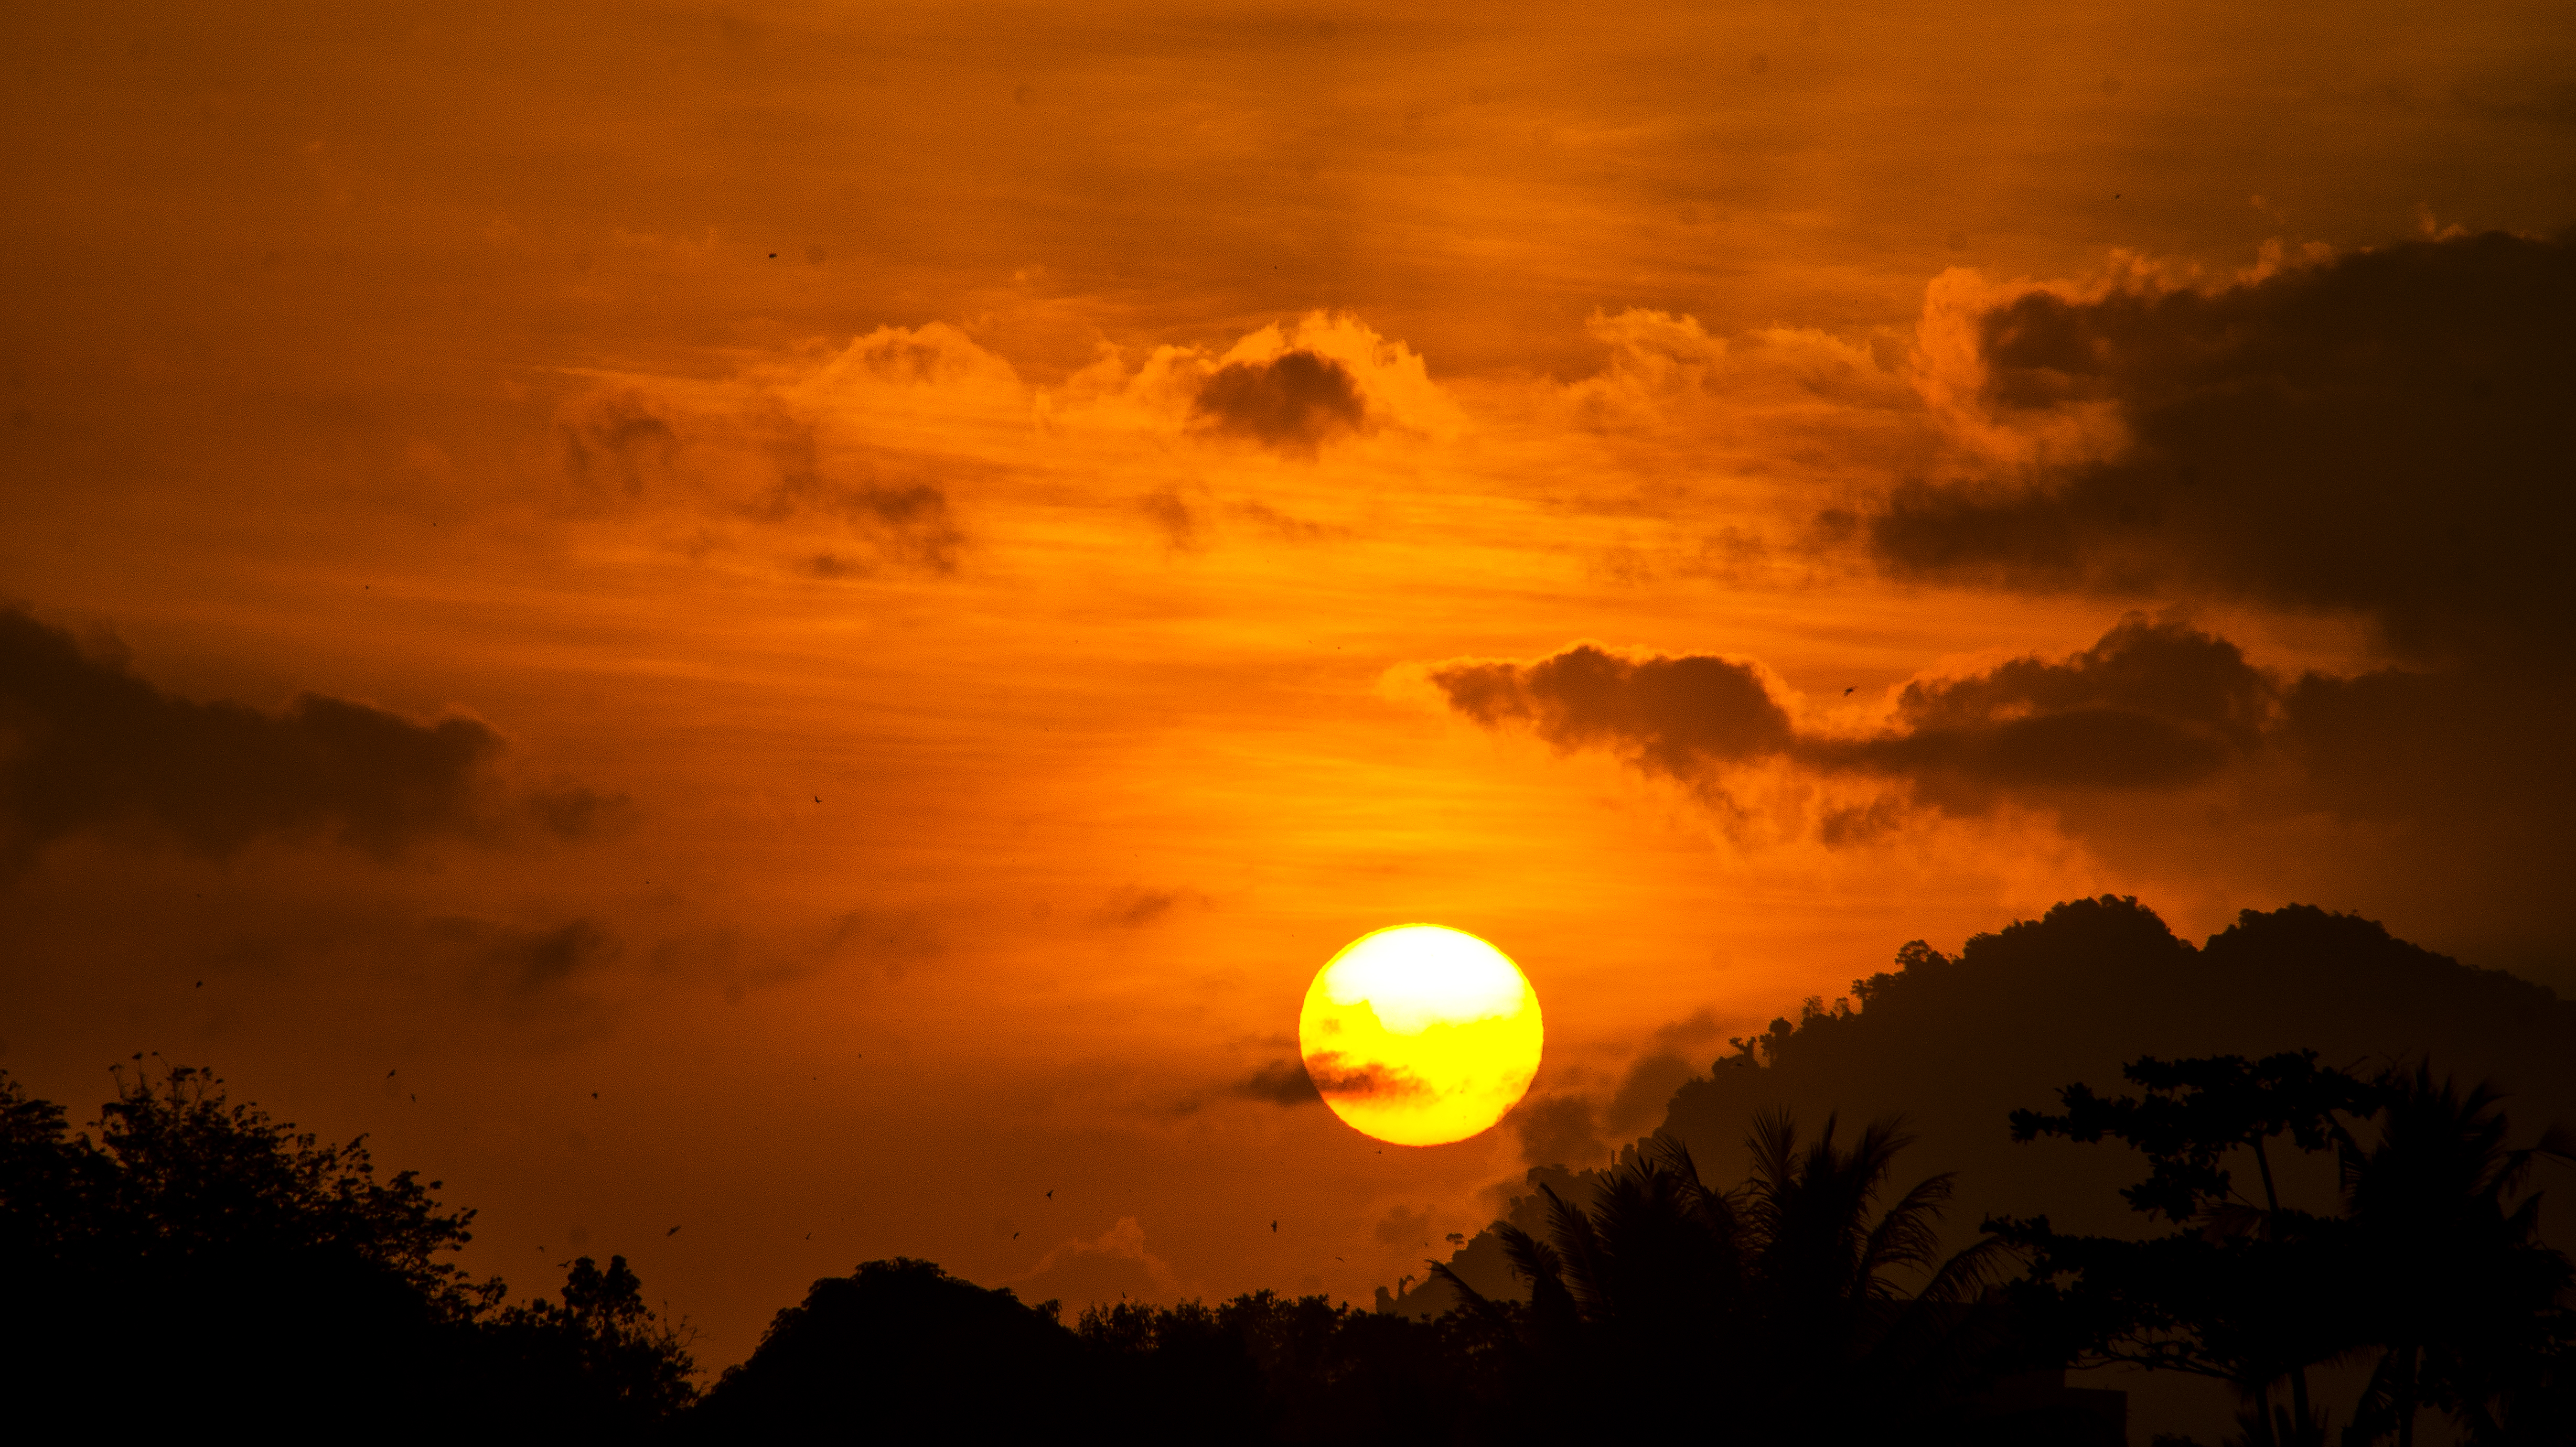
[{"xmin": 4, "ymin": 0, "xmax": 2571, "ymax": 1367}]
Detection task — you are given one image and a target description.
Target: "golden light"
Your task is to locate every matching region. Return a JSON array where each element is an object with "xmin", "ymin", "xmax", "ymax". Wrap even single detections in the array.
[{"xmin": 1297, "ymin": 924, "xmax": 1544, "ymax": 1147}]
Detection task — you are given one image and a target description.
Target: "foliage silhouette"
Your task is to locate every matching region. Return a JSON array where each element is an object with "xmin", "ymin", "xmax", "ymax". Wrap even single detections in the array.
[
  {"xmin": 1426, "ymin": 1119, "xmax": 2110, "ymax": 1444},
  {"xmin": 688, "ymin": 1257, "xmax": 1090, "ymax": 1439},
  {"xmin": 1995, "ymin": 1053, "xmax": 2576, "ymax": 1447},
  {"xmin": 0, "ymin": 1061, "xmax": 693, "ymax": 1434},
  {"xmin": 691, "ymin": 1260, "xmax": 1529, "ymax": 1444},
  {"xmin": 2335, "ymin": 1064, "xmax": 2574, "ymax": 1447}
]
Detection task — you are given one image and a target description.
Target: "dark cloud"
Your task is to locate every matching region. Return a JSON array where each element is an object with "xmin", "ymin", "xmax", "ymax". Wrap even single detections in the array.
[
  {"xmin": 424, "ymin": 915, "xmax": 622, "ymax": 1001},
  {"xmin": 0, "ymin": 608, "xmax": 592, "ymax": 874},
  {"xmin": 559, "ymin": 394, "xmax": 679, "ymax": 503},
  {"xmin": 1430, "ymin": 645, "xmax": 1793, "ymax": 781},
  {"xmin": 1819, "ymin": 614, "xmax": 2272, "ymax": 808},
  {"xmin": 1136, "ymin": 489, "xmax": 1199, "ymax": 549},
  {"xmin": 1604, "ymin": 1011, "xmax": 1728, "ymax": 1132},
  {"xmin": 1089, "ymin": 886, "xmax": 1206, "ymax": 928},
  {"xmin": 1301, "ymin": 1052, "xmax": 1430, "ymax": 1102},
  {"xmin": 524, "ymin": 781, "xmax": 635, "ymax": 841},
  {"xmin": 1373, "ymin": 1203, "xmax": 1435, "ymax": 1247},
  {"xmin": 1229, "ymin": 500, "xmax": 1349, "ymax": 543},
  {"xmin": 757, "ymin": 425, "xmax": 963, "ymax": 573},
  {"xmin": 1865, "ymin": 230, "xmax": 2574, "ymax": 662},
  {"xmin": 1509, "ymin": 1092, "xmax": 1605, "ymax": 1169},
  {"xmin": 1432, "ymin": 613, "xmax": 2576, "ymax": 974},
  {"xmin": 1234, "ymin": 1059, "xmax": 1323, "ymax": 1107},
  {"xmin": 1435, "ymin": 617, "xmax": 2276, "ymax": 811},
  {"xmin": 1189, "ymin": 350, "xmax": 1367, "ymax": 457}
]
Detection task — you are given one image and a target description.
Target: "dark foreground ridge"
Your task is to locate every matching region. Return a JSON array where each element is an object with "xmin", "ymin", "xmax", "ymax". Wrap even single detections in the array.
[{"xmin": 5, "ymin": 898, "xmax": 2572, "ymax": 1444}]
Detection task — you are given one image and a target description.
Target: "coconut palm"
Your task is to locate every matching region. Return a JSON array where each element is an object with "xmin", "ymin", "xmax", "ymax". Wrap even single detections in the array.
[
  {"xmin": 2337, "ymin": 1063, "xmax": 2574, "ymax": 1447},
  {"xmin": 1432, "ymin": 1111, "xmax": 2011, "ymax": 1443}
]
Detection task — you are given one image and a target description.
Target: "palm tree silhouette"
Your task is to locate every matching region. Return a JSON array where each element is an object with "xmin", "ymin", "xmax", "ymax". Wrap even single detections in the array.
[
  {"xmin": 2337, "ymin": 1063, "xmax": 2573, "ymax": 1447},
  {"xmin": 1432, "ymin": 1110, "xmax": 2009, "ymax": 1441}
]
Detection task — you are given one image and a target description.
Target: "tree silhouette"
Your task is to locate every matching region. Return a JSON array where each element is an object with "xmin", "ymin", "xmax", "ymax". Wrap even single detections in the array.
[
  {"xmin": 1997, "ymin": 1051, "xmax": 2380, "ymax": 1444},
  {"xmin": 689, "ymin": 1257, "xmax": 1091, "ymax": 1438},
  {"xmin": 1997, "ymin": 1052, "xmax": 2576, "ymax": 1447},
  {"xmin": 1431, "ymin": 1115, "xmax": 2028, "ymax": 1442},
  {"xmin": 0, "ymin": 1062, "xmax": 693, "ymax": 1431},
  {"xmin": 2336, "ymin": 1064, "xmax": 2573, "ymax": 1446},
  {"xmin": 489, "ymin": 1252, "xmax": 701, "ymax": 1430}
]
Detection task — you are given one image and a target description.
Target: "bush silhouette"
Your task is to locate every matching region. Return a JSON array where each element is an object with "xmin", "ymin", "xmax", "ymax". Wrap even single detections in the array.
[{"xmin": 0, "ymin": 1061, "xmax": 692, "ymax": 1434}]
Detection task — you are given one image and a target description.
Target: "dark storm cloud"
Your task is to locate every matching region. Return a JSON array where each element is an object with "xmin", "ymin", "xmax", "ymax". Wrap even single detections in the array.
[
  {"xmin": 0, "ymin": 608, "xmax": 599, "ymax": 873},
  {"xmin": 1430, "ymin": 646, "xmax": 1794, "ymax": 781},
  {"xmin": 1865, "ymin": 230, "xmax": 2575, "ymax": 661},
  {"xmin": 1189, "ymin": 350, "xmax": 1368, "ymax": 457},
  {"xmin": 1234, "ymin": 1059, "xmax": 1324, "ymax": 1107}
]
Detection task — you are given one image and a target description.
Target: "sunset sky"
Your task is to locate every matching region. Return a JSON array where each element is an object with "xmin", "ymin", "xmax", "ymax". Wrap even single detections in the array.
[{"xmin": 4, "ymin": 0, "xmax": 2570, "ymax": 1366}]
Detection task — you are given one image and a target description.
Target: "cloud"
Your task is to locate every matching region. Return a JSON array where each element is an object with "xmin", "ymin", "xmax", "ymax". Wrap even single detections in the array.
[
  {"xmin": 1862, "ymin": 230, "xmax": 2575, "ymax": 662},
  {"xmin": 0, "ymin": 608, "xmax": 591, "ymax": 874},
  {"xmin": 420, "ymin": 915, "xmax": 624, "ymax": 1029},
  {"xmin": 559, "ymin": 393, "xmax": 679, "ymax": 503},
  {"xmin": 1509, "ymin": 1092, "xmax": 1606, "ymax": 1169},
  {"xmin": 750, "ymin": 418, "xmax": 964, "ymax": 574},
  {"xmin": 1818, "ymin": 613, "xmax": 2272, "ymax": 807},
  {"xmin": 1429, "ymin": 645, "xmax": 1794, "ymax": 781},
  {"xmin": 1014, "ymin": 1217, "xmax": 1180, "ymax": 1310},
  {"xmin": 552, "ymin": 322, "xmax": 1002, "ymax": 576},
  {"xmin": 1233, "ymin": 1059, "xmax": 1322, "ymax": 1107},
  {"xmin": 1088, "ymin": 886, "xmax": 1207, "ymax": 929},
  {"xmin": 1300, "ymin": 1052, "xmax": 1430, "ymax": 1102},
  {"xmin": 1135, "ymin": 489, "xmax": 1199, "ymax": 549},
  {"xmin": 1373, "ymin": 1202, "xmax": 1435, "ymax": 1248},
  {"xmin": 1431, "ymin": 614, "xmax": 2277, "ymax": 812},
  {"xmin": 1429, "ymin": 609, "xmax": 2576, "ymax": 973},
  {"xmin": 1189, "ymin": 349, "xmax": 1368, "ymax": 457}
]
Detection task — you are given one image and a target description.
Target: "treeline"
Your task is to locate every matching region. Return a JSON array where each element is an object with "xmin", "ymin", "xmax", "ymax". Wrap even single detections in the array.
[
  {"xmin": 0, "ymin": 1062, "xmax": 693, "ymax": 1435},
  {"xmin": 6, "ymin": 986, "xmax": 2574, "ymax": 1440}
]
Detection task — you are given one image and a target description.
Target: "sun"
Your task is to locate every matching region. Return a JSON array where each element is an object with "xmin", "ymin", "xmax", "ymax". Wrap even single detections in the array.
[{"xmin": 1298, "ymin": 924, "xmax": 1543, "ymax": 1147}]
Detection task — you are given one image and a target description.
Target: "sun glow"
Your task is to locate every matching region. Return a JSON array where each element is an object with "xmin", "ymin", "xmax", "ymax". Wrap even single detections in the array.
[{"xmin": 1297, "ymin": 925, "xmax": 1543, "ymax": 1147}]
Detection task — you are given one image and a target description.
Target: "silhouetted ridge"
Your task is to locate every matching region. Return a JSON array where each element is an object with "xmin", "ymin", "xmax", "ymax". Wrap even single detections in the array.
[{"xmin": 1401, "ymin": 898, "xmax": 2576, "ymax": 1442}]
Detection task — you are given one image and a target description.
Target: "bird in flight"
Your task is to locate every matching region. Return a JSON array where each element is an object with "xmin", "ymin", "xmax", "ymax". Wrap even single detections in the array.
[
  {"xmin": 1270, "ymin": 1221, "xmax": 1278, "ymax": 1233},
  {"xmin": 1046, "ymin": 1189, "xmax": 1054, "ymax": 1200},
  {"xmin": 1843, "ymin": 686, "xmax": 1855, "ymax": 695},
  {"xmin": 666, "ymin": 1225, "xmax": 682, "ymax": 1236}
]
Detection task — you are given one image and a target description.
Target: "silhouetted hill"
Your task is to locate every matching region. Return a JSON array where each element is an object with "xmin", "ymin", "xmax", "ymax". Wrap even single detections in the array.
[
  {"xmin": 1666, "ymin": 900, "xmax": 2570, "ymax": 1246},
  {"xmin": 1398, "ymin": 899, "xmax": 2576, "ymax": 1438}
]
